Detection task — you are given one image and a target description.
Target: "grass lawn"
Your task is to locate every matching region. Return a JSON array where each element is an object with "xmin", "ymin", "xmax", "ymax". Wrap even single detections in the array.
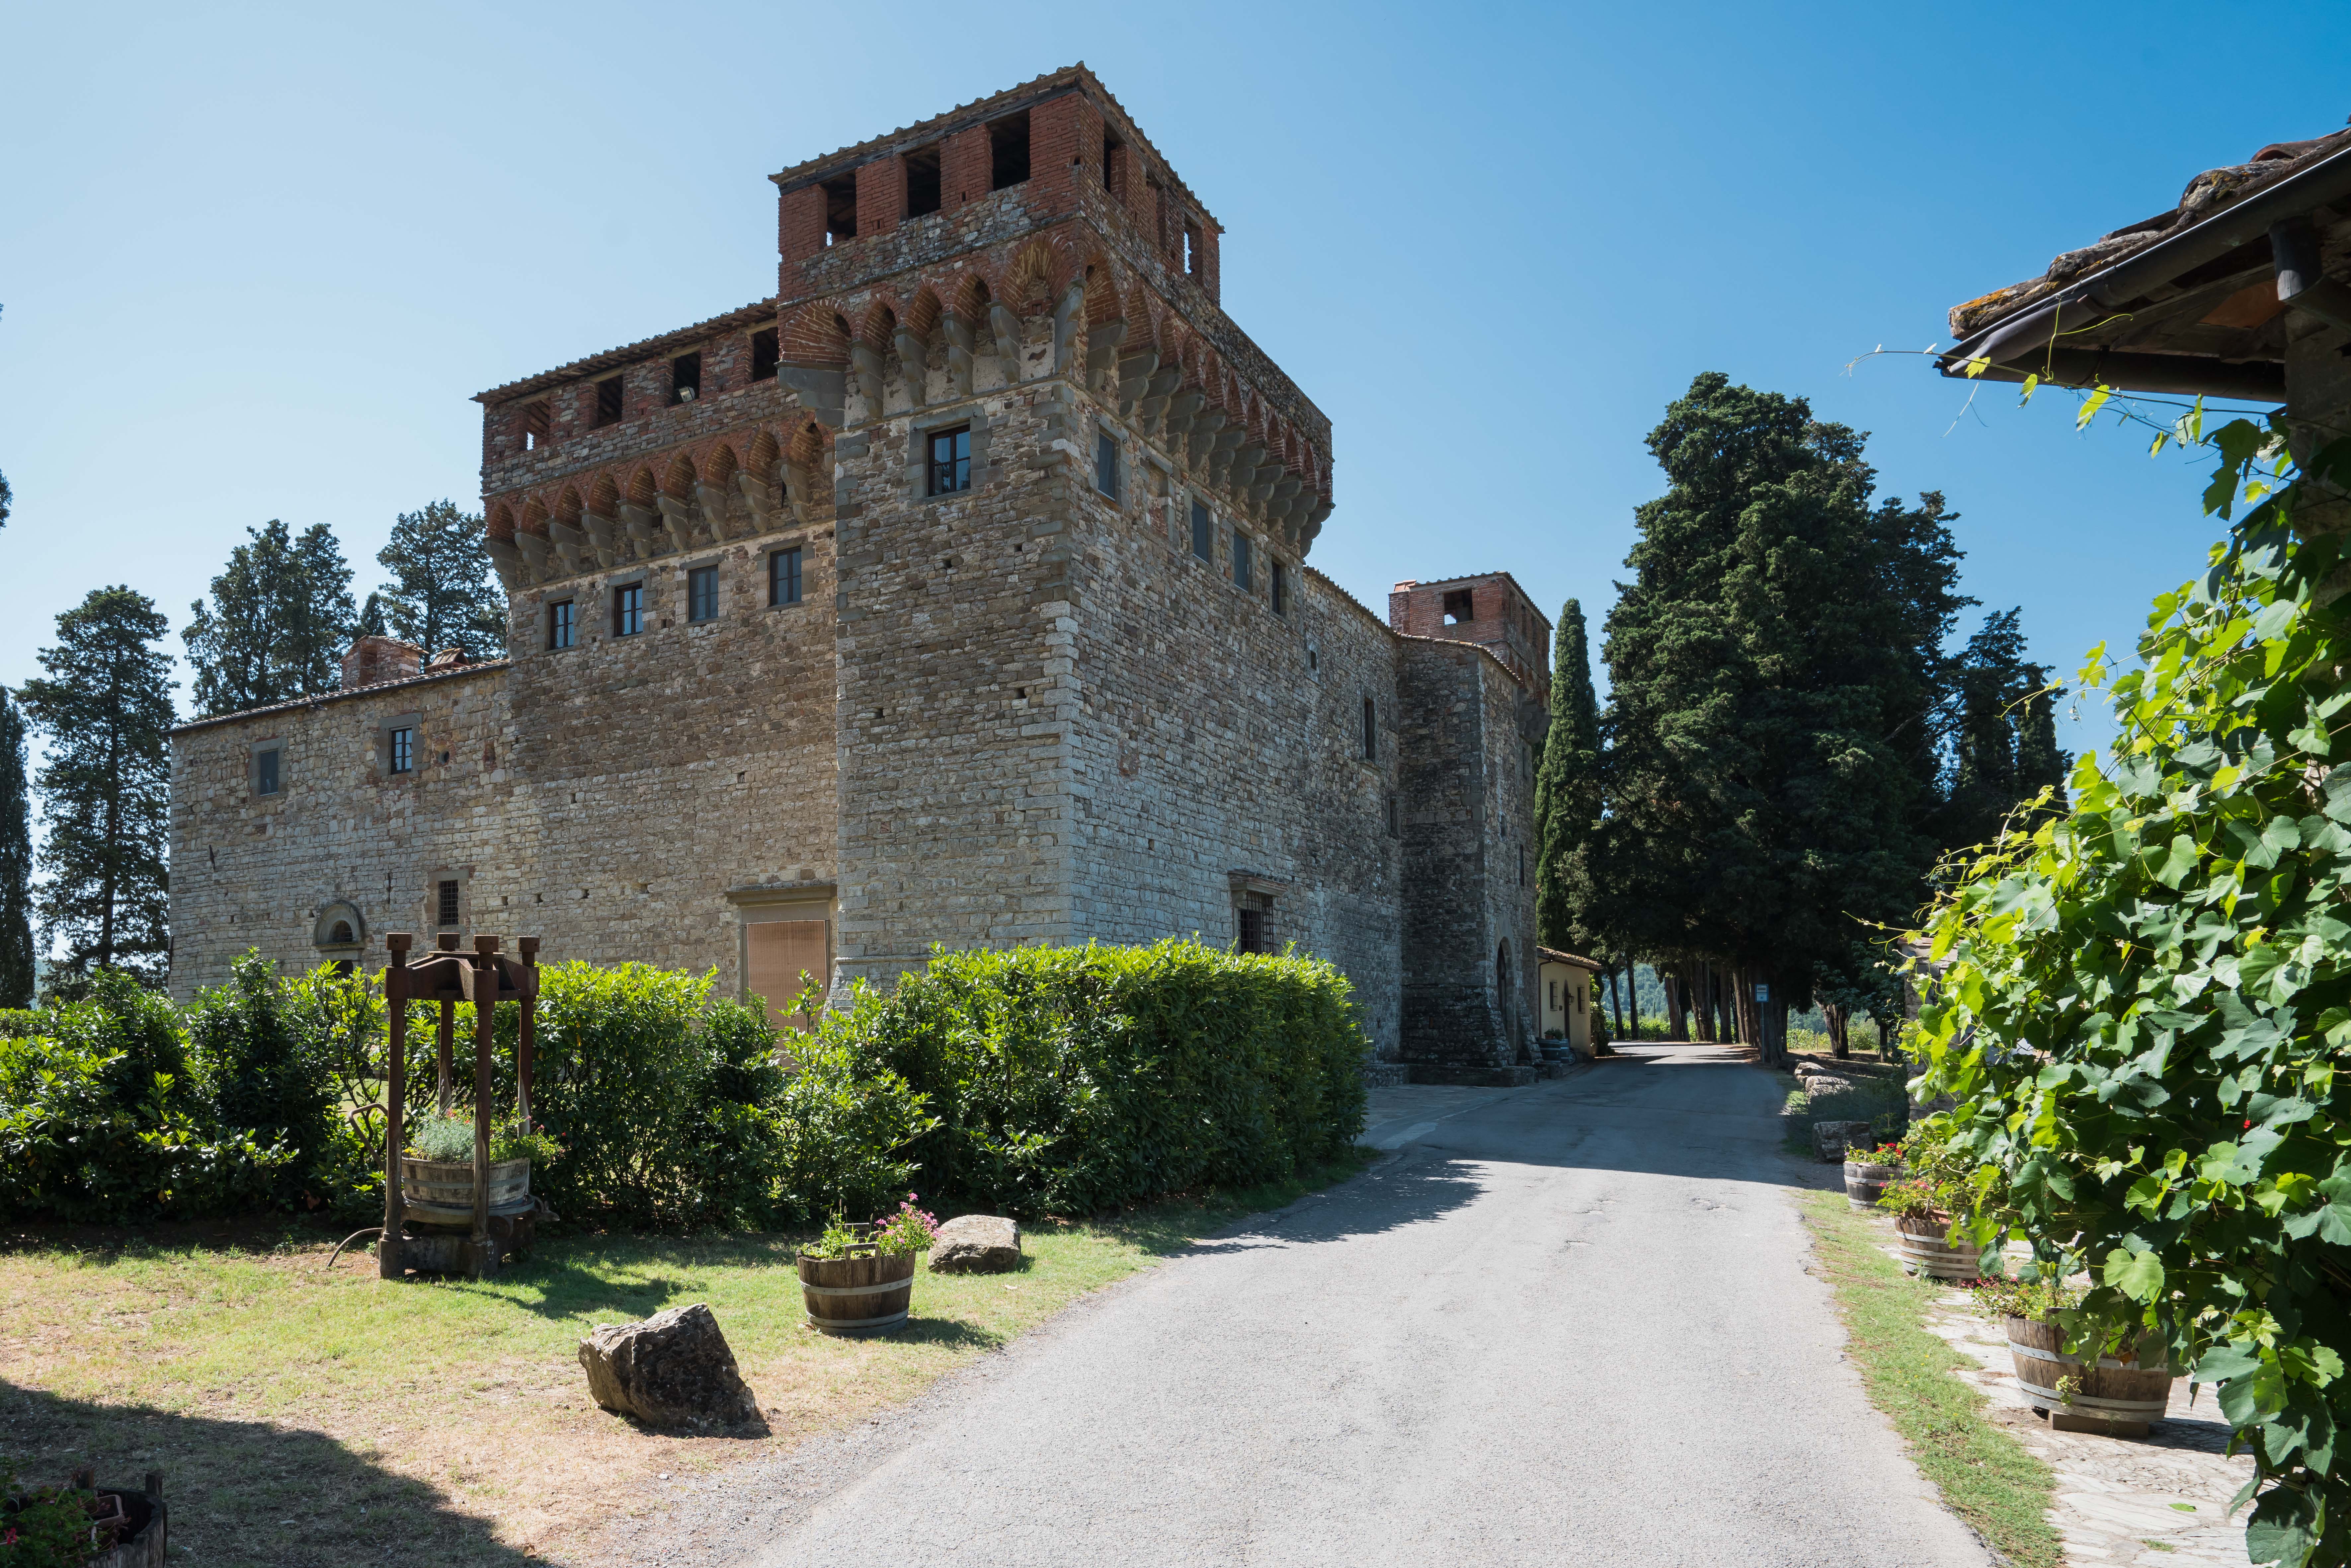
[
  {"xmin": 1800, "ymin": 1188, "xmax": 2062, "ymax": 1568},
  {"xmin": 0, "ymin": 1153, "xmax": 1372, "ymax": 1565}
]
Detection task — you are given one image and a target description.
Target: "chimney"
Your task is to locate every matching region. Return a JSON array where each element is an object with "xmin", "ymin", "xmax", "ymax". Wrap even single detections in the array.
[{"xmin": 341, "ymin": 636, "xmax": 424, "ymax": 690}]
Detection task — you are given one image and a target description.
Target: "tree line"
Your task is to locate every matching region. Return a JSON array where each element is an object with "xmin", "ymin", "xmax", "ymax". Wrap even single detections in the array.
[
  {"xmin": 0, "ymin": 503, "xmax": 502, "ymax": 1003},
  {"xmin": 1534, "ymin": 373, "xmax": 2069, "ymax": 1064}
]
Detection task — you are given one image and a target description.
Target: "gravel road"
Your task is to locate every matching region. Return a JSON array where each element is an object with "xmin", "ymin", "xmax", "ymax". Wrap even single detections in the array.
[{"xmin": 594, "ymin": 1044, "xmax": 1990, "ymax": 1567}]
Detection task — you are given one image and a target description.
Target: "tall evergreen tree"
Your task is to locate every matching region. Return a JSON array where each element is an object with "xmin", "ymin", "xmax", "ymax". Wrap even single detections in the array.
[
  {"xmin": 0, "ymin": 691, "xmax": 35, "ymax": 1007},
  {"xmin": 20, "ymin": 588, "xmax": 176, "ymax": 989},
  {"xmin": 1937, "ymin": 607, "xmax": 2057, "ymax": 851},
  {"xmin": 377, "ymin": 500, "xmax": 503, "ymax": 658},
  {"xmin": 185, "ymin": 520, "xmax": 357, "ymax": 717},
  {"xmin": 355, "ymin": 591, "xmax": 387, "ymax": 639},
  {"xmin": 1535, "ymin": 598, "xmax": 1604, "ymax": 954},
  {"xmin": 2014, "ymin": 663, "xmax": 2071, "ymax": 821}
]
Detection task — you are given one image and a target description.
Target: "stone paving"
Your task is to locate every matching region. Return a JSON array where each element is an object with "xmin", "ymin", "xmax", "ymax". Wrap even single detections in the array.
[{"xmin": 1887, "ymin": 1223, "xmax": 2255, "ymax": 1566}]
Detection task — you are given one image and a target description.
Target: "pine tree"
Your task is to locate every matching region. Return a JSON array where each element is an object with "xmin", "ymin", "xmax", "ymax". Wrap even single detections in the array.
[
  {"xmin": 377, "ymin": 500, "xmax": 504, "ymax": 658},
  {"xmin": 1535, "ymin": 599, "xmax": 1604, "ymax": 955},
  {"xmin": 355, "ymin": 591, "xmax": 387, "ymax": 639},
  {"xmin": 2014, "ymin": 664, "xmax": 2071, "ymax": 821},
  {"xmin": 184, "ymin": 520, "xmax": 357, "ymax": 718},
  {"xmin": 1939, "ymin": 608, "xmax": 2036, "ymax": 851},
  {"xmin": 0, "ymin": 691, "xmax": 35, "ymax": 1007},
  {"xmin": 20, "ymin": 588, "xmax": 176, "ymax": 989}
]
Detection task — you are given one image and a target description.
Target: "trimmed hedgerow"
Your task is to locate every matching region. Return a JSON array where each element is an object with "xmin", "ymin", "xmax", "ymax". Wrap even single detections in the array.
[{"xmin": 809, "ymin": 938, "xmax": 1370, "ymax": 1216}]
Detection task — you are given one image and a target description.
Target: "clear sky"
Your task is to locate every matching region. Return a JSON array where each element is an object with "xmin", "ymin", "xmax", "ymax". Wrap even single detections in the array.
[{"xmin": 5, "ymin": 0, "xmax": 2345, "ymax": 761}]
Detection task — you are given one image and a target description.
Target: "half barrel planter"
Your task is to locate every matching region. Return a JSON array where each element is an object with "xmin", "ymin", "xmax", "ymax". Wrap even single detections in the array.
[
  {"xmin": 798, "ymin": 1245, "xmax": 917, "ymax": 1335},
  {"xmin": 1844, "ymin": 1158, "xmax": 1901, "ymax": 1211},
  {"xmin": 1894, "ymin": 1215, "xmax": 1978, "ymax": 1281},
  {"xmin": 2005, "ymin": 1315, "xmax": 2171, "ymax": 1435},
  {"xmin": 398, "ymin": 1156, "xmax": 534, "ymax": 1225}
]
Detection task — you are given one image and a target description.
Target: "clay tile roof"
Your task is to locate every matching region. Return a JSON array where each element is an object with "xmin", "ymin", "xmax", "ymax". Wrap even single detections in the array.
[
  {"xmin": 1538, "ymin": 946, "xmax": 1604, "ymax": 972},
  {"xmin": 170, "ymin": 659, "xmax": 510, "ymax": 736},
  {"xmin": 474, "ymin": 297, "xmax": 777, "ymax": 405}
]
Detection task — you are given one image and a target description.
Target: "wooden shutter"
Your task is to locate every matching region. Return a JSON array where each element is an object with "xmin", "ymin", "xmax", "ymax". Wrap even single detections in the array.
[{"xmin": 746, "ymin": 919, "xmax": 827, "ymax": 1032}]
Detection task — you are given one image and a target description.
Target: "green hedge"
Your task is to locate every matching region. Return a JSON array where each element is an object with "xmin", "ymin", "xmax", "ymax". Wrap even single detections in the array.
[{"xmin": 812, "ymin": 939, "xmax": 1369, "ymax": 1216}]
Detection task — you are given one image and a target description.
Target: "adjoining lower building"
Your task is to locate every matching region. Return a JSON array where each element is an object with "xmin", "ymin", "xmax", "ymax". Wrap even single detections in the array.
[{"xmin": 167, "ymin": 67, "xmax": 1554, "ymax": 1084}]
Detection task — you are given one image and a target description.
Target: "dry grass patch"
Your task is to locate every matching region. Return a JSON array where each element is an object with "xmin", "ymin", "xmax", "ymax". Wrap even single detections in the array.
[{"xmin": 0, "ymin": 1154, "xmax": 1369, "ymax": 1565}]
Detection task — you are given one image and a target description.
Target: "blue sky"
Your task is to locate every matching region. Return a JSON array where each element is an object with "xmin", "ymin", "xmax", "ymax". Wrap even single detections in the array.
[{"xmin": 4, "ymin": 0, "xmax": 2343, "ymax": 760}]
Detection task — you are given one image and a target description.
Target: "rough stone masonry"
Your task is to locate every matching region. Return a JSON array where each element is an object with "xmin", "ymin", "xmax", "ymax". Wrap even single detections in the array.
[{"xmin": 167, "ymin": 65, "xmax": 1551, "ymax": 1083}]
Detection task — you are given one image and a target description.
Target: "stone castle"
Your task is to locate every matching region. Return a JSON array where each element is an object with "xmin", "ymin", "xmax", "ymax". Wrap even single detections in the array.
[{"xmin": 168, "ymin": 66, "xmax": 1551, "ymax": 1081}]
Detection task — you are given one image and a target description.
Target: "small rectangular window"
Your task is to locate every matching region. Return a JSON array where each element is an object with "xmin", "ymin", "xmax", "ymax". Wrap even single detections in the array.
[
  {"xmin": 256, "ymin": 748, "xmax": 280, "ymax": 796},
  {"xmin": 1095, "ymin": 428, "xmax": 1121, "ymax": 500},
  {"xmin": 1190, "ymin": 500, "xmax": 1212, "ymax": 562},
  {"xmin": 770, "ymin": 547, "xmax": 803, "ymax": 606},
  {"xmin": 1272, "ymin": 563, "xmax": 1288, "ymax": 616},
  {"xmin": 822, "ymin": 173, "xmax": 857, "ymax": 243},
  {"xmin": 1237, "ymin": 905, "xmax": 1266, "ymax": 956},
  {"xmin": 670, "ymin": 353, "xmax": 701, "ymax": 405},
  {"xmin": 688, "ymin": 565, "xmax": 718, "ymax": 623},
  {"xmin": 521, "ymin": 400, "xmax": 551, "ymax": 452},
  {"xmin": 613, "ymin": 583, "xmax": 644, "ymax": 637},
  {"xmin": 750, "ymin": 328, "xmax": 778, "ymax": 382},
  {"xmin": 1361, "ymin": 697, "xmax": 1377, "ymax": 761},
  {"xmin": 928, "ymin": 426, "xmax": 971, "ymax": 496},
  {"xmin": 548, "ymin": 599, "xmax": 575, "ymax": 650},
  {"xmin": 389, "ymin": 727, "xmax": 415, "ymax": 774},
  {"xmin": 1233, "ymin": 531, "xmax": 1253, "ymax": 592},
  {"xmin": 904, "ymin": 143, "xmax": 942, "ymax": 217},
  {"xmin": 595, "ymin": 376, "xmax": 624, "ymax": 427},
  {"xmin": 437, "ymin": 879, "xmax": 460, "ymax": 929},
  {"xmin": 1442, "ymin": 588, "xmax": 1475, "ymax": 625},
  {"xmin": 988, "ymin": 110, "xmax": 1030, "ymax": 190}
]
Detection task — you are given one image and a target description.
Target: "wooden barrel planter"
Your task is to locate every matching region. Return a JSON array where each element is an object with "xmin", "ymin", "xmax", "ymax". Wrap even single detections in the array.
[
  {"xmin": 1895, "ymin": 1215, "xmax": 1978, "ymax": 1281},
  {"xmin": 798, "ymin": 1243, "xmax": 917, "ymax": 1335},
  {"xmin": 7, "ymin": 1470, "xmax": 167, "ymax": 1568},
  {"xmin": 399, "ymin": 1156, "xmax": 534, "ymax": 1226},
  {"xmin": 1844, "ymin": 1158, "xmax": 1901, "ymax": 1211},
  {"xmin": 2006, "ymin": 1315, "xmax": 2171, "ymax": 1434}
]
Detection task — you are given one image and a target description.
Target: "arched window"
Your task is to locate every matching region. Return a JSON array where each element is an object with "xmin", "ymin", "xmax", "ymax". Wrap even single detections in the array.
[{"xmin": 329, "ymin": 921, "xmax": 354, "ymax": 944}]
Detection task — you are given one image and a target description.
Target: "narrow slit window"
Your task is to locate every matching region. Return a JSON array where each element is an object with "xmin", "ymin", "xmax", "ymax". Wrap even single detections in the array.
[
  {"xmin": 822, "ymin": 173, "xmax": 857, "ymax": 243},
  {"xmin": 770, "ymin": 547, "xmax": 803, "ymax": 606},
  {"xmin": 256, "ymin": 748, "xmax": 280, "ymax": 796},
  {"xmin": 1361, "ymin": 697, "xmax": 1377, "ymax": 761},
  {"xmin": 389, "ymin": 727, "xmax": 415, "ymax": 775},
  {"xmin": 548, "ymin": 599, "xmax": 575, "ymax": 650},
  {"xmin": 613, "ymin": 583, "xmax": 644, "ymax": 637},
  {"xmin": 1190, "ymin": 499, "xmax": 1212, "ymax": 562},
  {"xmin": 903, "ymin": 143, "xmax": 941, "ymax": 217},
  {"xmin": 1183, "ymin": 221, "xmax": 1203, "ymax": 280},
  {"xmin": 437, "ymin": 879, "xmax": 460, "ymax": 929},
  {"xmin": 750, "ymin": 328, "xmax": 778, "ymax": 382},
  {"xmin": 928, "ymin": 426, "xmax": 971, "ymax": 496},
  {"xmin": 687, "ymin": 565, "xmax": 718, "ymax": 623},
  {"xmin": 595, "ymin": 375, "xmax": 624, "ymax": 427},
  {"xmin": 1095, "ymin": 428, "xmax": 1121, "ymax": 500},
  {"xmin": 670, "ymin": 353, "xmax": 701, "ymax": 405},
  {"xmin": 1233, "ymin": 531, "xmax": 1253, "ymax": 593},
  {"xmin": 988, "ymin": 110, "xmax": 1030, "ymax": 190},
  {"xmin": 1272, "ymin": 562, "xmax": 1288, "ymax": 616}
]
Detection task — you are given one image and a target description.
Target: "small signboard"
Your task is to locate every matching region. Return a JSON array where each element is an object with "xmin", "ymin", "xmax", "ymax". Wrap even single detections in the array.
[{"xmin": 1754, "ymin": 982, "xmax": 1771, "ymax": 1002}]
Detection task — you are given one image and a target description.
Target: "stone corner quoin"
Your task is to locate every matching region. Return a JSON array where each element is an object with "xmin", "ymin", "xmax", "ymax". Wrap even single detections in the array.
[{"xmin": 167, "ymin": 63, "xmax": 1551, "ymax": 1084}]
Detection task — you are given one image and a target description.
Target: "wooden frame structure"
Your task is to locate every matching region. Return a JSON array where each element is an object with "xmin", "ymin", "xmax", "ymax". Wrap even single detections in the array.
[{"xmin": 378, "ymin": 932, "xmax": 541, "ymax": 1280}]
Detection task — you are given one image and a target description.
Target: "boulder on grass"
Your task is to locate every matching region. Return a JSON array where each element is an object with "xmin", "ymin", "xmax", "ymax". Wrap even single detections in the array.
[
  {"xmin": 928, "ymin": 1214, "xmax": 1022, "ymax": 1274},
  {"xmin": 1812, "ymin": 1119, "xmax": 1875, "ymax": 1163},
  {"xmin": 578, "ymin": 1302, "xmax": 761, "ymax": 1430}
]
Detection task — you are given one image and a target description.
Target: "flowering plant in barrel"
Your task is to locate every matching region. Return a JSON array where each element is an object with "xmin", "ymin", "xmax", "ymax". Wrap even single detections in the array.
[
  {"xmin": 1908, "ymin": 412, "xmax": 2351, "ymax": 1562},
  {"xmin": 871, "ymin": 1194, "xmax": 940, "ymax": 1256}
]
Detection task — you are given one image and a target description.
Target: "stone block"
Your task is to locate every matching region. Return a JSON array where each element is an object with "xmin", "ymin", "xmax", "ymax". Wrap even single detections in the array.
[
  {"xmin": 578, "ymin": 1302, "xmax": 761, "ymax": 1430},
  {"xmin": 928, "ymin": 1214, "xmax": 1022, "ymax": 1274}
]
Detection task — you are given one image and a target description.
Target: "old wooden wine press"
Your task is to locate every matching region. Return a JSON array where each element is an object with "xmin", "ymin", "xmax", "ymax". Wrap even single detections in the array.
[{"xmin": 377, "ymin": 932, "xmax": 542, "ymax": 1280}]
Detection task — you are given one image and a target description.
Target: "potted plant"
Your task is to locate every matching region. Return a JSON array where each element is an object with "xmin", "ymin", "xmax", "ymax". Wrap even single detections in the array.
[
  {"xmin": 1972, "ymin": 1276, "xmax": 2171, "ymax": 1434},
  {"xmin": 797, "ymin": 1195, "xmax": 940, "ymax": 1336},
  {"xmin": 399, "ymin": 1115, "xmax": 559, "ymax": 1226},
  {"xmin": 1875, "ymin": 1174, "xmax": 1983, "ymax": 1281},
  {"xmin": 4, "ymin": 1465, "xmax": 166, "ymax": 1567},
  {"xmin": 1842, "ymin": 1137, "xmax": 1903, "ymax": 1211}
]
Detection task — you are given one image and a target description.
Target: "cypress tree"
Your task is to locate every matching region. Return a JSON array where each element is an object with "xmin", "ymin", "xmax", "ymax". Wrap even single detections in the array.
[
  {"xmin": 2014, "ymin": 664, "xmax": 2071, "ymax": 822},
  {"xmin": 1534, "ymin": 598, "xmax": 1604, "ymax": 954},
  {"xmin": 185, "ymin": 520, "xmax": 357, "ymax": 718},
  {"xmin": 20, "ymin": 588, "xmax": 176, "ymax": 990},
  {"xmin": 376, "ymin": 500, "xmax": 504, "ymax": 658},
  {"xmin": 0, "ymin": 691, "xmax": 35, "ymax": 1007}
]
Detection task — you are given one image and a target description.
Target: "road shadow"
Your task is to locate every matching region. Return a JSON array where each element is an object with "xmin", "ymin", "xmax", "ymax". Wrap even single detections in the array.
[{"xmin": 0, "ymin": 1378, "xmax": 534, "ymax": 1568}]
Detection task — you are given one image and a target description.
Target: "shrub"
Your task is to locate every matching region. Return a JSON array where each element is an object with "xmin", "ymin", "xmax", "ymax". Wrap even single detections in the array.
[
  {"xmin": 815, "ymin": 938, "xmax": 1369, "ymax": 1216},
  {"xmin": 186, "ymin": 951, "xmax": 336, "ymax": 1208}
]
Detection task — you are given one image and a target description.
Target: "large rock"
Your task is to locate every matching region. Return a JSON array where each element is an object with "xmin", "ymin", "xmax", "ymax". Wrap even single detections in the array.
[
  {"xmin": 578, "ymin": 1302, "xmax": 761, "ymax": 1430},
  {"xmin": 1812, "ymin": 1119, "xmax": 1875, "ymax": 1164},
  {"xmin": 928, "ymin": 1214, "xmax": 1022, "ymax": 1274}
]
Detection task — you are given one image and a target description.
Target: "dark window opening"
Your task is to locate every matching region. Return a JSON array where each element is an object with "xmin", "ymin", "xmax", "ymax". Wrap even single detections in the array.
[
  {"xmin": 903, "ymin": 143, "xmax": 941, "ymax": 217},
  {"xmin": 521, "ymin": 400, "xmax": 551, "ymax": 451},
  {"xmin": 256, "ymin": 748, "xmax": 280, "ymax": 796},
  {"xmin": 1233, "ymin": 532, "xmax": 1253, "ymax": 593},
  {"xmin": 822, "ymin": 173, "xmax": 857, "ymax": 242},
  {"xmin": 1361, "ymin": 697, "xmax": 1377, "ymax": 761},
  {"xmin": 613, "ymin": 583, "xmax": 644, "ymax": 637},
  {"xmin": 1442, "ymin": 588, "xmax": 1475, "ymax": 625},
  {"xmin": 329, "ymin": 920, "xmax": 354, "ymax": 944},
  {"xmin": 1272, "ymin": 563, "xmax": 1288, "ymax": 616},
  {"xmin": 437, "ymin": 880, "xmax": 460, "ymax": 928},
  {"xmin": 670, "ymin": 352, "xmax": 701, "ymax": 405},
  {"xmin": 770, "ymin": 547, "xmax": 803, "ymax": 606},
  {"xmin": 389, "ymin": 727, "xmax": 415, "ymax": 775},
  {"xmin": 1190, "ymin": 500, "xmax": 1212, "ymax": 562},
  {"xmin": 750, "ymin": 328, "xmax": 778, "ymax": 382},
  {"xmin": 988, "ymin": 110, "xmax": 1030, "ymax": 190},
  {"xmin": 1183, "ymin": 221, "xmax": 1203, "ymax": 280},
  {"xmin": 595, "ymin": 375, "xmax": 624, "ymax": 427},
  {"xmin": 929, "ymin": 426, "xmax": 971, "ymax": 496},
  {"xmin": 1103, "ymin": 135, "xmax": 1129, "ymax": 202},
  {"xmin": 1387, "ymin": 794, "xmax": 1399, "ymax": 837},
  {"xmin": 1095, "ymin": 428, "xmax": 1121, "ymax": 500},
  {"xmin": 548, "ymin": 599, "xmax": 575, "ymax": 650},
  {"xmin": 688, "ymin": 565, "xmax": 718, "ymax": 623},
  {"xmin": 1237, "ymin": 906, "xmax": 1267, "ymax": 955}
]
